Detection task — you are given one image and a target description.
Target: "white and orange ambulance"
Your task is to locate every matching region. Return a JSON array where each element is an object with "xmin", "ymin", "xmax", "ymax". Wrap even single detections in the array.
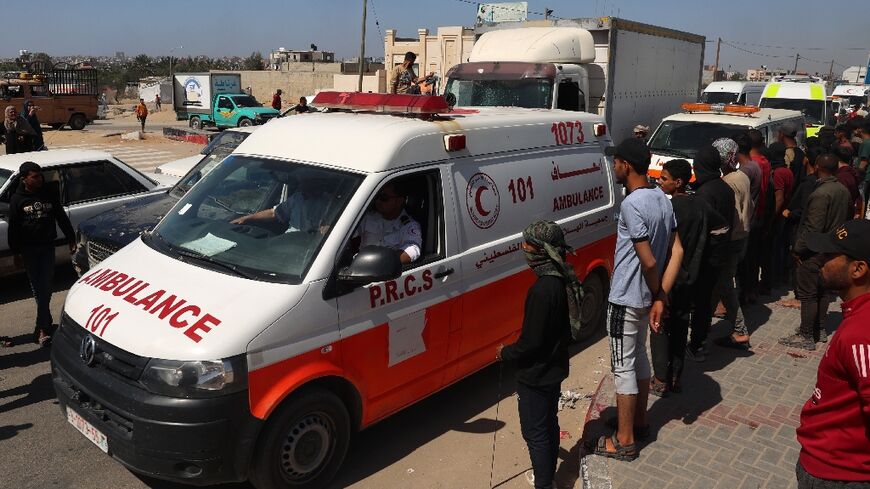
[{"xmin": 50, "ymin": 92, "xmax": 618, "ymax": 489}]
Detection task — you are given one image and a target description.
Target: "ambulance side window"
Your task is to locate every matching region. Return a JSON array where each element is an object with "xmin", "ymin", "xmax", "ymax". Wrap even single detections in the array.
[{"xmin": 342, "ymin": 169, "xmax": 444, "ymax": 268}]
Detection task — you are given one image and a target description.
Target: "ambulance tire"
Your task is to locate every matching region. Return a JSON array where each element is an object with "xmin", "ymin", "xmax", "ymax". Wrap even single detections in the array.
[
  {"xmin": 575, "ymin": 271, "xmax": 606, "ymax": 342},
  {"xmin": 250, "ymin": 388, "xmax": 351, "ymax": 489}
]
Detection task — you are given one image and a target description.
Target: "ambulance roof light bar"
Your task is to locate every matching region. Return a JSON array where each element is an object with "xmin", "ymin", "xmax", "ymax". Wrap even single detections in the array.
[
  {"xmin": 681, "ymin": 103, "xmax": 761, "ymax": 115},
  {"xmin": 312, "ymin": 91, "xmax": 451, "ymax": 115}
]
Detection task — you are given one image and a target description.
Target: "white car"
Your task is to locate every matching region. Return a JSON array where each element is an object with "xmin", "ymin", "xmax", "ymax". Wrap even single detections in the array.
[
  {"xmin": 155, "ymin": 127, "xmax": 256, "ymax": 178},
  {"xmin": 0, "ymin": 149, "xmax": 176, "ymax": 276}
]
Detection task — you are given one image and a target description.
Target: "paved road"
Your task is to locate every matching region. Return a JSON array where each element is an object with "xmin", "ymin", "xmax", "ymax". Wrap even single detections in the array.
[
  {"xmin": 581, "ymin": 288, "xmax": 834, "ymax": 489},
  {"xmin": 48, "ymin": 141, "xmax": 193, "ymax": 173},
  {"xmin": 0, "ymin": 266, "xmax": 609, "ymax": 489}
]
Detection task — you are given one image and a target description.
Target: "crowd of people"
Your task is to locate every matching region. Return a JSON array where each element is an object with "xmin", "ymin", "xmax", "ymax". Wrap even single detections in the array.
[{"xmin": 497, "ymin": 115, "xmax": 870, "ymax": 488}]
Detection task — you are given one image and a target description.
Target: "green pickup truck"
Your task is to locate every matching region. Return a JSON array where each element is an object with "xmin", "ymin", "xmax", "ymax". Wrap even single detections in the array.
[{"xmin": 173, "ymin": 73, "xmax": 278, "ymax": 130}]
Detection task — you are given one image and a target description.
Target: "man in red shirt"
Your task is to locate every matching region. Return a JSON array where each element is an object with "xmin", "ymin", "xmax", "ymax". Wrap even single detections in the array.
[
  {"xmin": 271, "ymin": 89, "xmax": 282, "ymax": 110},
  {"xmin": 795, "ymin": 219, "xmax": 870, "ymax": 488}
]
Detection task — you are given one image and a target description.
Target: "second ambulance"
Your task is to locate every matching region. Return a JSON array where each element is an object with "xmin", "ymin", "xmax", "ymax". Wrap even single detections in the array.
[{"xmin": 51, "ymin": 92, "xmax": 619, "ymax": 489}]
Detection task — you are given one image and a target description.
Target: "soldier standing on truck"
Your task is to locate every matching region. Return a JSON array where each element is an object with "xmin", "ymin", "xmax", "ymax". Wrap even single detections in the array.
[{"xmin": 135, "ymin": 98, "xmax": 148, "ymax": 132}]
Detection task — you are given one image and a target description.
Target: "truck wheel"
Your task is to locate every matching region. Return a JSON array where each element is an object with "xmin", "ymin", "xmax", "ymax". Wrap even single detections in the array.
[
  {"xmin": 238, "ymin": 118, "xmax": 253, "ymax": 127},
  {"xmin": 189, "ymin": 116, "xmax": 202, "ymax": 130},
  {"xmin": 249, "ymin": 388, "xmax": 350, "ymax": 489},
  {"xmin": 575, "ymin": 271, "xmax": 607, "ymax": 342},
  {"xmin": 68, "ymin": 114, "xmax": 87, "ymax": 130}
]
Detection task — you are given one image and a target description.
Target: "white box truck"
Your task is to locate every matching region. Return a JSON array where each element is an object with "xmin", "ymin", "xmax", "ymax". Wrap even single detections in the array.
[
  {"xmin": 444, "ymin": 18, "xmax": 706, "ymax": 142},
  {"xmin": 173, "ymin": 73, "xmax": 278, "ymax": 129}
]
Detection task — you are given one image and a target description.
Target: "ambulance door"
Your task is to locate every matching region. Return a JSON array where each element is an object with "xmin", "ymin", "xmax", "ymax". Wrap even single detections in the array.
[
  {"xmin": 452, "ymin": 141, "xmax": 612, "ymax": 380},
  {"xmin": 334, "ymin": 166, "xmax": 463, "ymax": 424}
]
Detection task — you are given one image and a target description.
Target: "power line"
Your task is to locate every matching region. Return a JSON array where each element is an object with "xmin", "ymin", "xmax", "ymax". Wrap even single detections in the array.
[
  {"xmin": 369, "ymin": 0, "xmax": 384, "ymax": 41},
  {"xmin": 722, "ymin": 39, "xmax": 867, "ymax": 52}
]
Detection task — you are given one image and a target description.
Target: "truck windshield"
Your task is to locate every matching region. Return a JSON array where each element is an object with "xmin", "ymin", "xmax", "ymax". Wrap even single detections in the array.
[
  {"xmin": 649, "ymin": 121, "xmax": 748, "ymax": 158},
  {"xmin": 444, "ymin": 78, "xmax": 553, "ymax": 108},
  {"xmin": 149, "ymin": 155, "xmax": 363, "ymax": 283},
  {"xmin": 700, "ymin": 92, "xmax": 739, "ymax": 104},
  {"xmin": 231, "ymin": 96, "xmax": 262, "ymax": 108},
  {"xmin": 759, "ymin": 98, "xmax": 825, "ymax": 125}
]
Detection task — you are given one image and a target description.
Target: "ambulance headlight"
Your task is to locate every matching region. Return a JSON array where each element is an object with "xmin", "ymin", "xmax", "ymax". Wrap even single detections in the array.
[{"xmin": 141, "ymin": 354, "xmax": 247, "ymax": 398}]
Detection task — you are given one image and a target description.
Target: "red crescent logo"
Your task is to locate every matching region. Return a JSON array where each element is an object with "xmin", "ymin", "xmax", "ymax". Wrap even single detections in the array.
[{"xmin": 475, "ymin": 186, "xmax": 490, "ymax": 216}]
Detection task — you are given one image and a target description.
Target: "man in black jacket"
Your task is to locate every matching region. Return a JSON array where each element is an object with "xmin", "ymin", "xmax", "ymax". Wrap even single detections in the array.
[
  {"xmin": 779, "ymin": 154, "xmax": 851, "ymax": 350},
  {"xmin": 8, "ymin": 162, "xmax": 76, "ymax": 346},
  {"xmin": 687, "ymin": 146, "xmax": 734, "ymax": 361},
  {"xmin": 497, "ymin": 220, "xmax": 580, "ymax": 489}
]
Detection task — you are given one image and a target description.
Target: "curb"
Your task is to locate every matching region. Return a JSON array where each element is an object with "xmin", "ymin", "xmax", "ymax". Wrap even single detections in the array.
[
  {"xmin": 578, "ymin": 374, "xmax": 613, "ymax": 489},
  {"xmin": 162, "ymin": 127, "xmax": 214, "ymax": 145}
]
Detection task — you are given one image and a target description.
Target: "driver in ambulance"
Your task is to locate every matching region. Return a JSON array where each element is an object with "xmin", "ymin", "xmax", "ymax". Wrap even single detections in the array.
[
  {"xmin": 355, "ymin": 182, "xmax": 422, "ymax": 264},
  {"xmin": 230, "ymin": 180, "xmax": 328, "ymax": 233}
]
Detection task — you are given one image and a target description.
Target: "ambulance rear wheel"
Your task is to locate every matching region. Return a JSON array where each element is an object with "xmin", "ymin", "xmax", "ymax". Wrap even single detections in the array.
[
  {"xmin": 576, "ymin": 272, "xmax": 606, "ymax": 342},
  {"xmin": 250, "ymin": 388, "xmax": 351, "ymax": 489}
]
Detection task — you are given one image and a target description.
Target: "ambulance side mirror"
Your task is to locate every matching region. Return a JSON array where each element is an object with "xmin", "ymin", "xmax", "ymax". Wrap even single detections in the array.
[{"xmin": 337, "ymin": 245, "xmax": 402, "ymax": 285}]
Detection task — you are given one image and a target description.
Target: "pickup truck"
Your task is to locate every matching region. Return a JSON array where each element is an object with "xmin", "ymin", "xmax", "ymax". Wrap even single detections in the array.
[
  {"xmin": 173, "ymin": 73, "xmax": 278, "ymax": 130},
  {"xmin": 0, "ymin": 68, "xmax": 99, "ymax": 130}
]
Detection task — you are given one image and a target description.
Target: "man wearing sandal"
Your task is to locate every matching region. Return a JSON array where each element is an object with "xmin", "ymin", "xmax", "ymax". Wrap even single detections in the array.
[
  {"xmin": 594, "ymin": 138, "xmax": 682, "ymax": 461},
  {"xmin": 8, "ymin": 161, "xmax": 76, "ymax": 347},
  {"xmin": 795, "ymin": 219, "xmax": 870, "ymax": 488}
]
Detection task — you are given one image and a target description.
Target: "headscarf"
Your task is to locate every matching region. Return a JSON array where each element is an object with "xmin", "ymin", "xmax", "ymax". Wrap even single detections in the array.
[
  {"xmin": 713, "ymin": 138, "xmax": 739, "ymax": 172},
  {"xmin": 691, "ymin": 145, "xmax": 723, "ymax": 188},
  {"xmin": 522, "ymin": 220, "xmax": 585, "ymax": 340},
  {"xmin": 4, "ymin": 106, "xmax": 16, "ymax": 131}
]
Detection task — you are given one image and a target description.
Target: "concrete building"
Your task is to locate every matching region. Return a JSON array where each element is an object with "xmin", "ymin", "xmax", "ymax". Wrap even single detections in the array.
[
  {"xmin": 269, "ymin": 47, "xmax": 335, "ymax": 70},
  {"xmin": 842, "ymin": 65, "xmax": 868, "ymax": 84},
  {"xmin": 384, "ymin": 26, "xmax": 476, "ymax": 89}
]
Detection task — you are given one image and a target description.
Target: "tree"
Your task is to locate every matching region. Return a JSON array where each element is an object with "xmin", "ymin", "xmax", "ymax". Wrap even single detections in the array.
[{"xmin": 243, "ymin": 51, "xmax": 265, "ymax": 71}]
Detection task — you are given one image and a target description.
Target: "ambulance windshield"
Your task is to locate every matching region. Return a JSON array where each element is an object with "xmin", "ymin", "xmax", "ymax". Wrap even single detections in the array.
[
  {"xmin": 759, "ymin": 98, "xmax": 825, "ymax": 125},
  {"xmin": 148, "ymin": 155, "xmax": 363, "ymax": 283},
  {"xmin": 649, "ymin": 121, "xmax": 748, "ymax": 158}
]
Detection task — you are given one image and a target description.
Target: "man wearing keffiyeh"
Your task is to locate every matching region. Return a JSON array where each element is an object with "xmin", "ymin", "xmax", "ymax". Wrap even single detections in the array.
[
  {"xmin": 1, "ymin": 105, "xmax": 37, "ymax": 154},
  {"xmin": 496, "ymin": 220, "xmax": 580, "ymax": 489}
]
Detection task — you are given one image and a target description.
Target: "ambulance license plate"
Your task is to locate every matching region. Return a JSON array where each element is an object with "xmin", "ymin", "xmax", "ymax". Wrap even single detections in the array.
[{"xmin": 67, "ymin": 407, "xmax": 109, "ymax": 453}]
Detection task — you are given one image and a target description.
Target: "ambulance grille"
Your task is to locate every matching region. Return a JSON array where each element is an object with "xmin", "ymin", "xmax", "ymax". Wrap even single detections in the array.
[
  {"xmin": 59, "ymin": 313, "xmax": 149, "ymax": 382},
  {"xmin": 87, "ymin": 240, "xmax": 120, "ymax": 266}
]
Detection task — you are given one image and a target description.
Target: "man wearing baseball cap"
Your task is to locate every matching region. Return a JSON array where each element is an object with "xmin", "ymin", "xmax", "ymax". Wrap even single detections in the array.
[
  {"xmin": 795, "ymin": 219, "xmax": 870, "ymax": 487},
  {"xmin": 593, "ymin": 138, "xmax": 682, "ymax": 461}
]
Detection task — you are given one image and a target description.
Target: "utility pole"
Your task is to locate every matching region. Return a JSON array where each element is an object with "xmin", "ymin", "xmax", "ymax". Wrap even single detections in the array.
[
  {"xmin": 544, "ymin": 7, "xmax": 551, "ymax": 19},
  {"xmin": 713, "ymin": 38, "xmax": 721, "ymax": 82},
  {"xmin": 793, "ymin": 53, "xmax": 800, "ymax": 74},
  {"xmin": 357, "ymin": 0, "xmax": 367, "ymax": 92},
  {"xmin": 827, "ymin": 59, "xmax": 834, "ymax": 86}
]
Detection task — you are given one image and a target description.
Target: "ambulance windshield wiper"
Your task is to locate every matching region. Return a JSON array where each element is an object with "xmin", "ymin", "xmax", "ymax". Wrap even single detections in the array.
[{"xmin": 173, "ymin": 248, "xmax": 257, "ymax": 280}]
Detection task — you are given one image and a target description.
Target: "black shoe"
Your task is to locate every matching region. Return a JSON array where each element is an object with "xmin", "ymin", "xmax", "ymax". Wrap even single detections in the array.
[
  {"xmin": 778, "ymin": 334, "xmax": 815, "ymax": 351},
  {"xmin": 815, "ymin": 329, "xmax": 828, "ymax": 343},
  {"xmin": 686, "ymin": 345, "xmax": 706, "ymax": 362}
]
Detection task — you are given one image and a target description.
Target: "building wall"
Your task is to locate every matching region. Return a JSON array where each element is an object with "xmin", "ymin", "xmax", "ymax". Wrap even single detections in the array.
[
  {"xmin": 232, "ymin": 71, "xmax": 334, "ymax": 109},
  {"xmin": 383, "ymin": 26, "xmax": 476, "ymax": 92},
  {"xmin": 332, "ymin": 71, "xmax": 387, "ymax": 93}
]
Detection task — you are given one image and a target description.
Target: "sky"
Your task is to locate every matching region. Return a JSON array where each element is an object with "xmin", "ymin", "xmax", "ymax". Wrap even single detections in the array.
[{"xmin": 5, "ymin": 0, "xmax": 869, "ymax": 75}]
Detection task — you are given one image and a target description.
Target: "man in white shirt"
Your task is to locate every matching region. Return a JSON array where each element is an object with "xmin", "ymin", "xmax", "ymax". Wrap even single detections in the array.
[{"xmin": 354, "ymin": 182, "xmax": 422, "ymax": 264}]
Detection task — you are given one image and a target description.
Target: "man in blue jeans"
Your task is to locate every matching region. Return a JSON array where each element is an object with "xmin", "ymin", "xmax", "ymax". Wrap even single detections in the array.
[
  {"xmin": 497, "ymin": 220, "xmax": 584, "ymax": 488},
  {"xmin": 8, "ymin": 161, "xmax": 75, "ymax": 346}
]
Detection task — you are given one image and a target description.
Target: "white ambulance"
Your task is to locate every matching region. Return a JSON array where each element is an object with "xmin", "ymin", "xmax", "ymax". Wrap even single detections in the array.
[
  {"xmin": 758, "ymin": 81, "xmax": 828, "ymax": 137},
  {"xmin": 647, "ymin": 103, "xmax": 806, "ymax": 179},
  {"xmin": 51, "ymin": 93, "xmax": 619, "ymax": 489}
]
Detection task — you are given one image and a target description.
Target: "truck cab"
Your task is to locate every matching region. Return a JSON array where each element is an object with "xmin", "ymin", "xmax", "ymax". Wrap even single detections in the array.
[
  {"xmin": 209, "ymin": 93, "xmax": 277, "ymax": 129},
  {"xmin": 444, "ymin": 27, "xmax": 593, "ymax": 113},
  {"xmin": 0, "ymin": 69, "xmax": 99, "ymax": 130}
]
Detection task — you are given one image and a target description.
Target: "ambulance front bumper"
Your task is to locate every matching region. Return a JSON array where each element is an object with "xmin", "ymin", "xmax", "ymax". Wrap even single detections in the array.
[{"xmin": 50, "ymin": 317, "xmax": 263, "ymax": 486}]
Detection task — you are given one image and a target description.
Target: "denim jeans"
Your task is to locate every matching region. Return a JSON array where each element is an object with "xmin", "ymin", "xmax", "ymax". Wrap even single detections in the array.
[
  {"xmin": 517, "ymin": 382, "xmax": 561, "ymax": 489},
  {"xmin": 22, "ymin": 244, "xmax": 55, "ymax": 330},
  {"xmin": 796, "ymin": 461, "xmax": 870, "ymax": 489}
]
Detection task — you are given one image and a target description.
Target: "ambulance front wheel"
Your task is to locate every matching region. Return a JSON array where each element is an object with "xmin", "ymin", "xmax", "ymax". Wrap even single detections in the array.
[
  {"xmin": 250, "ymin": 388, "xmax": 351, "ymax": 489},
  {"xmin": 575, "ymin": 271, "xmax": 607, "ymax": 342}
]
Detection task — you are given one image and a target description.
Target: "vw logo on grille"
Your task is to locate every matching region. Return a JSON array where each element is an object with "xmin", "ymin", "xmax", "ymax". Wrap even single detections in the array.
[{"xmin": 80, "ymin": 335, "xmax": 97, "ymax": 367}]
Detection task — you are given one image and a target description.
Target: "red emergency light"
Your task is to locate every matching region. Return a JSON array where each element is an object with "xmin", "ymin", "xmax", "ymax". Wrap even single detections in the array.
[{"xmin": 312, "ymin": 91, "xmax": 451, "ymax": 114}]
